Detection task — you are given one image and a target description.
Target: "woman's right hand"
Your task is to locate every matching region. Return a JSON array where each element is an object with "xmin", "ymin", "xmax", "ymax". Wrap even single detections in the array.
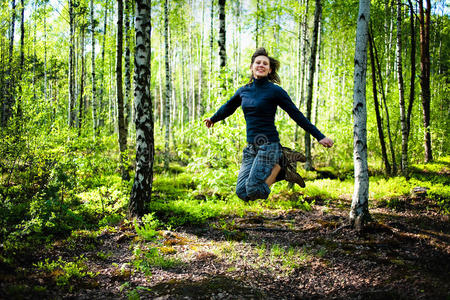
[{"xmin": 203, "ymin": 118, "xmax": 214, "ymax": 128}]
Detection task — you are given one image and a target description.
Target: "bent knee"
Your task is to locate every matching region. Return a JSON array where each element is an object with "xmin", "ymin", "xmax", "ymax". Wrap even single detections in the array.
[
  {"xmin": 236, "ymin": 186, "xmax": 248, "ymax": 201},
  {"xmin": 245, "ymin": 185, "xmax": 269, "ymax": 201}
]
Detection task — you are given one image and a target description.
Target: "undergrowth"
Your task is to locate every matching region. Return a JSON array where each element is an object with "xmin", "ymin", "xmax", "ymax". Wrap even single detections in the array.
[{"xmin": 1, "ymin": 122, "xmax": 449, "ymax": 290}]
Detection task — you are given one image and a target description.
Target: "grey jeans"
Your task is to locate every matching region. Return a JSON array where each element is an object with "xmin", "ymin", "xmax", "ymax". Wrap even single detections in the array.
[{"xmin": 236, "ymin": 142, "xmax": 282, "ymax": 201}]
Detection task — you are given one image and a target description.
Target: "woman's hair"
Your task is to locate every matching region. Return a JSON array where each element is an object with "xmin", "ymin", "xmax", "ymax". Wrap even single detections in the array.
[{"xmin": 248, "ymin": 47, "xmax": 281, "ymax": 84}]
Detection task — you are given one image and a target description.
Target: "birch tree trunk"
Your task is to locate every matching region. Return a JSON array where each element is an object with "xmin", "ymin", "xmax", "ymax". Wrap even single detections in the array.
[
  {"xmin": 218, "ymin": 0, "xmax": 226, "ymax": 68},
  {"xmin": 313, "ymin": 17, "xmax": 321, "ymax": 126},
  {"xmin": 68, "ymin": 0, "xmax": 76, "ymax": 127},
  {"xmin": 350, "ymin": 0, "xmax": 371, "ymax": 231},
  {"xmin": 396, "ymin": 0, "xmax": 408, "ymax": 176},
  {"xmin": 78, "ymin": 26, "xmax": 86, "ymax": 136},
  {"xmin": 163, "ymin": 0, "xmax": 171, "ymax": 170},
  {"xmin": 198, "ymin": 0, "xmax": 205, "ymax": 118},
  {"xmin": 44, "ymin": 2, "xmax": 48, "ymax": 104},
  {"xmin": 382, "ymin": 2, "xmax": 397, "ymax": 174},
  {"xmin": 99, "ymin": 0, "xmax": 109, "ymax": 128},
  {"xmin": 129, "ymin": 0, "xmax": 153, "ymax": 218},
  {"xmin": 369, "ymin": 29, "xmax": 390, "ymax": 175},
  {"xmin": 294, "ymin": 0, "xmax": 309, "ymax": 143},
  {"xmin": 255, "ymin": 0, "xmax": 260, "ymax": 48},
  {"xmin": 116, "ymin": 0, "xmax": 129, "ymax": 180},
  {"xmin": 2, "ymin": 0, "xmax": 16, "ymax": 126},
  {"xmin": 208, "ymin": 0, "xmax": 214, "ymax": 112},
  {"xmin": 406, "ymin": 0, "xmax": 415, "ymax": 139},
  {"xmin": 124, "ymin": 0, "xmax": 132, "ymax": 135},
  {"xmin": 418, "ymin": 0, "xmax": 432, "ymax": 162},
  {"xmin": 373, "ymin": 29, "xmax": 396, "ymax": 175},
  {"xmin": 16, "ymin": 0, "xmax": 24, "ymax": 119},
  {"xmin": 91, "ymin": 0, "xmax": 98, "ymax": 137},
  {"xmin": 384, "ymin": 3, "xmax": 394, "ymax": 93},
  {"xmin": 304, "ymin": 0, "xmax": 321, "ymax": 171}
]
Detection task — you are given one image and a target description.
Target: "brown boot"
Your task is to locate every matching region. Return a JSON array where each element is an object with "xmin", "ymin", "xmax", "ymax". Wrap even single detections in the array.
[
  {"xmin": 282, "ymin": 147, "xmax": 306, "ymax": 163},
  {"xmin": 284, "ymin": 161, "xmax": 306, "ymax": 188}
]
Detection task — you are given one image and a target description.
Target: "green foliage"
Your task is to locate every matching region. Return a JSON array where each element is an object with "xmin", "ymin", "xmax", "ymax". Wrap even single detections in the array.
[
  {"xmin": 134, "ymin": 213, "xmax": 161, "ymax": 241},
  {"xmin": 132, "ymin": 245, "xmax": 183, "ymax": 276},
  {"xmin": 35, "ymin": 255, "xmax": 97, "ymax": 289}
]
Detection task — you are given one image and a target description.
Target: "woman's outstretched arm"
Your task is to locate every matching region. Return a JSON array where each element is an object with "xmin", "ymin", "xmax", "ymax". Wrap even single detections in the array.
[
  {"xmin": 277, "ymin": 87, "xmax": 333, "ymax": 148},
  {"xmin": 206, "ymin": 88, "xmax": 243, "ymax": 125}
]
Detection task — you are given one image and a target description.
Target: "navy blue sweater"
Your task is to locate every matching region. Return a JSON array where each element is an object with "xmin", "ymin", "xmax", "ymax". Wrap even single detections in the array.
[{"xmin": 210, "ymin": 77, "xmax": 325, "ymax": 144}]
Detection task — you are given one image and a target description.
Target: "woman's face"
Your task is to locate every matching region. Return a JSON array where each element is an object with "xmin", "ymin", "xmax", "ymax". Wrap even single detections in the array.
[{"xmin": 251, "ymin": 55, "xmax": 271, "ymax": 79}]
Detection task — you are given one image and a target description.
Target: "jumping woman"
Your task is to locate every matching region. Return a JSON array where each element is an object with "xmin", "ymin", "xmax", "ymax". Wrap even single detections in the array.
[{"xmin": 204, "ymin": 48, "xmax": 334, "ymax": 201}]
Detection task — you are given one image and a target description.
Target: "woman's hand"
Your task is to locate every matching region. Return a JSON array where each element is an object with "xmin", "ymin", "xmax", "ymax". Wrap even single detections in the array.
[
  {"xmin": 319, "ymin": 137, "xmax": 334, "ymax": 148},
  {"xmin": 203, "ymin": 118, "xmax": 214, "ymax": 128}
]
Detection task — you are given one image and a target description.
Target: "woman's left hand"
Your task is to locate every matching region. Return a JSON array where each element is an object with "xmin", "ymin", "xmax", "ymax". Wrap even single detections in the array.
[{"xmin": 319, "ymin": 137, "xmax": 334, "ymax": 148}]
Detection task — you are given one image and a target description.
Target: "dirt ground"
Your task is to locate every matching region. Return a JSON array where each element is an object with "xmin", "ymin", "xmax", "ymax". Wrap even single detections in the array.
[{"xmin": 1, "ymin": 195, "xmax": 449, "ymax": 299}]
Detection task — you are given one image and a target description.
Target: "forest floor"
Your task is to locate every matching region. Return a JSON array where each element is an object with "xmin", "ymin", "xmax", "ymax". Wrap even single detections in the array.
[{"xmin": 1, "ymin": 188, "xmax": 449, "ymax": 299}]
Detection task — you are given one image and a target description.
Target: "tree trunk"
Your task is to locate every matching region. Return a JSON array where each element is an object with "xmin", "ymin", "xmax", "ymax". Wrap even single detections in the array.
[
  {"xmin": 384, "ymin": 2, "xmax": 394, "ymax": 95},
  {"xmin": 350, "ymin": 0, "xmax": 371, "ymax": 231},
  {"xmin": 91, "ymin": 0, "xmax": 98, "ymax": 137},
  {"xmin": 99, "ymin": 0, "xmax": 109, "ymax": 128},
  {"xmin": 1, "ymin": 0, "xmax": 16, "ymax": 126},
  {"xmin": 218, "ymin": 0, "xmax": 226, "ymax": 68},
  {"xmin": 117, "ymin": 0, "xmax": 129, "ymax": 180},
  {"xmin": 129, "ymin": 0, "xmax": 153, "ymax": 218},
  {"xmin": 78, "ymin": 27, "xmax": 86, "ymax": 136},
  {"xmin": 255, "ymin": 0, "xmax": 259, "ymax": 48},
  {"xmin": 68, "ymin": 0, "xmax": 76, "ymax": 127},
  {"xmin": 124, "ymin": 0, "xmax": 132, "ymax": 135},
  {"xmin": 44, "ymin": 2, "xmax": 48, "ymax": 104},
  {"xmin": 187, "ymin": 10, "xmax": 193, "ymax": 126},
  {"xmin": 16, "ymin": 0, "xmax": 24, "ymax": 119},
  {"xmin": 406, "ymin": 0, "xmax": 415, "ymax": 139},
  {"xmin": 163, "ymin": 0, "xmax": 171, "ymax": 170},
  {"xmin": 369, "ymin": 29, "xmax": 391, "ymax": 175},
  {"xmin": 304, "ymin": 0, "xmax": 321, "ymax": 171},
  {"xmin": 382, "ymin": 1, "xmax": 397, "ymax": 174},
  {"xmin": 294, "ymin": 0, "xmax": 309, "ymax": 143},
  {"xmin": 418, "ymin": 0, "xmax": 432, "ymax": 162},
  {"xmin": 198, "ymin": 0, "xmax": 205, "ymax": 118},
  {"xmin": 208, "ymin": 0, "xmax": 214, "ymax": 112},
  {"xmin": 396, "ymin": 0, "xmax": 408, "ymax": 176},
  {"xmin": 313, "ymin": 17, "xmax": 321, "ymax": 126}
]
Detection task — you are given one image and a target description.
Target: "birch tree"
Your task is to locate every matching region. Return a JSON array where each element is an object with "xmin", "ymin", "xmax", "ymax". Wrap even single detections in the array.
[
  {"xmin": 1, "ymin": 0, "xmax": 16, "ymax": 126},
  {"xmin": 418, "ymin": 0, "xmax": 432, "ymax": 162},
  {"xmin": 13, "ymin": 0, "xmax": 24, "ymax": 120},
  {"xmin": 68, "ymin": 0, "xmax": 76, "ymax": 127},
  {"xmin": 294, "ymin": 0, "xmax": 309, "ymax": 143},
  {"xmin": 163, "ymin": 0, "xmax": 171, "ymax": 170},
  {"xmin": 350, "ymin": 0, "xmax": 371, "ymax": 230},
  {"xmin": 304, "ymin": 0, "xmax": 321, "ymax": 171},
  {"xmin": 91, "ymin": 0, "xmax": 98, "ymax": 137},
  {"xmin": 369, "ymin": 29, "xmax": 390, "ymax": 175},
  {"xmin": 396, "ymin": 0, "xmax": 408, "ymax": 176},
  {"xmin": 116, "ymin": 0, "xmax": 129, "ymax": 180},
  {"xmin": 218, "ymin": 0, "xmax": 226, "ymax": 68},
  {"xmin": 129, "ymin": 0, "xmax": 153, "ymax": 218},
  {"xmin": 124, "ymin": 0, "xmax": 132, "ymax": 134},
  {"xmin": 406, "ymin": 0, "xmax": 416, "ymax": 141},
  {"xmin": 78, "ymin": 25, "xmax": 86, "ymax": 136},
  {"xmin": 99, "ymin": 0, "xmax": 109, "ymax": 128}
]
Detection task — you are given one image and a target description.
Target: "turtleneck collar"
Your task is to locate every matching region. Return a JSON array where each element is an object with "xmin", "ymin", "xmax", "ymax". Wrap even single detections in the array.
[{"xmin": 253, "ymin": 76, "xmax": 269, "ymax": 86}]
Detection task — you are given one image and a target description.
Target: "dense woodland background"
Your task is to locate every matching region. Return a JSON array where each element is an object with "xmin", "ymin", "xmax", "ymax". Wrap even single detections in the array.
[{"xmin": 0, "ymin": 0, "xmax": 449, "ymax": 298}]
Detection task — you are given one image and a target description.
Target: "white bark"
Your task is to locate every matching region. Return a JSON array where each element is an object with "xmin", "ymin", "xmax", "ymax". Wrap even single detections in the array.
[
  {"xmin": 218, "ymin": 0, "xmax": 226, "ymax": 68},
  {"xmin": 304, "ymin": 0, "xmax": 321, "ymax": 171},
  {"xmin": 129, "ymin": 0, "xmax": 153, "ymax": 218},
  {"xmin": 91, "ymin": 0, "xmax": 98, "ymax": 137},
  {"xmin": 350, "ymin": 0, "xmax": 371, "ymax": 229},
  {"xmin": 163, "ymin": 0, "xmax": 171, "ymax": 169},
  {"xmin": 68, "ymin": 0, "xmax": 76, "ymax": 127},
  {"xmin": 396, "ymin": 0, "xmax": 407, "ymax": 176}
]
